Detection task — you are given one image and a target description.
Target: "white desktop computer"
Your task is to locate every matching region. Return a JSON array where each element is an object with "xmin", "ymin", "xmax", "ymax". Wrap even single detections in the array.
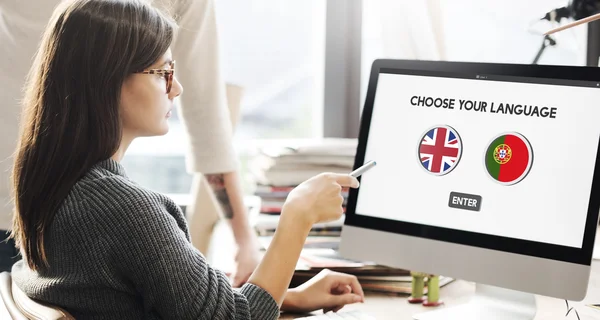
[{"xmin": 339, "ymin": 59, "xmax": 600, "ymax": 319}]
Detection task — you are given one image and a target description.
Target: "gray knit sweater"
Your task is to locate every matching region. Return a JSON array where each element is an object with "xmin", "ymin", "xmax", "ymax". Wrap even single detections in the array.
[{"xmin": 11, "ymin": 159, "xmax": 280, "ymax": 319}]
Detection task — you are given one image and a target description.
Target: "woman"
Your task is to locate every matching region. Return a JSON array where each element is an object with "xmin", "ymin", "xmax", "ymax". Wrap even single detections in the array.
[{"xmin": 9, "ymin": 0, "xmax": 364, "ymax": 319}]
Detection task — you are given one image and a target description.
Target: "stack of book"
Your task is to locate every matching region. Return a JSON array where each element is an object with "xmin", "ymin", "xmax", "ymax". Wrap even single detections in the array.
[
  {"xmin": 248, "ymin": 138, "xmax": 357, "ymax": 236},
  {"xmin": 292, "ymin": 267, "xmax": 454, "ymax": 295}
]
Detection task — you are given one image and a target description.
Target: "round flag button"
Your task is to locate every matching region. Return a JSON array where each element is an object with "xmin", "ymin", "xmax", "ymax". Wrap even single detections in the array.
[
  {"xmin": 418, "ymin": 125, "xmax": 462, "ymax": 176},
  {"xmin": 484, "ymin": 132, "xmax": 533, "ymax": 185}
]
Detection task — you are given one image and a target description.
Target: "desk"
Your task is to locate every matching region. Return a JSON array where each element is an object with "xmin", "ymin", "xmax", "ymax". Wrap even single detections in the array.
[
  {"xmin": 280, "ymin": 261, "xmax": 600, "ymax": 319},
  {"xmin": 207, "ymin": 222, "xmax": 600, "ymax": 319}
]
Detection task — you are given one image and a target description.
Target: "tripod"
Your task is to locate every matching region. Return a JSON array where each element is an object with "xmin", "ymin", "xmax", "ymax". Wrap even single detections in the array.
[{"xmin": 531, "ymin": 35, "xmax": 557, "ymax": 64}]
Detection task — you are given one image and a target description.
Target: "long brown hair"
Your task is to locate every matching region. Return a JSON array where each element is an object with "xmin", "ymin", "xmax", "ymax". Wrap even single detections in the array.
[{"xmin": 11, "ymin": 0, "xmax": 176, "ymax": 271}]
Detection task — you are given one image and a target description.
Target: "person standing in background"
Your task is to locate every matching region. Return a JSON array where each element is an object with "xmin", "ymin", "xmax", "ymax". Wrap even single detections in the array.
[
  {"xmin": 154, "ymin": 0, "xmax": 261, "ymax": 287},
  {"xmin": 0, "ymin": 0, "xmax": 261, "ymax": 286}
]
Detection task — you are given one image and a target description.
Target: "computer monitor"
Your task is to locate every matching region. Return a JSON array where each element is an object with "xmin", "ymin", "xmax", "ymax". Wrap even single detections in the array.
[{"xmin": 339, "ymin": 59, "xmax": 600, "ymax": 320}]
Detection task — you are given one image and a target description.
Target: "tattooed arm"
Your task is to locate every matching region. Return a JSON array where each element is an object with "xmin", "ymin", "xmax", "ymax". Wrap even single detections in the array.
[
  {"xmin": 204, "ymin": 173, "xmax": 235, "ymax": 219},
  {"xmin": 205, "ymin": 171, "xmax": 261, "ymax": 286}
]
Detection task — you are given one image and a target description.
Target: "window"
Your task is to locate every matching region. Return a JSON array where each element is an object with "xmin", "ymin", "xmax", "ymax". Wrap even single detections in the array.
[
  {"xmin": 360, "ymin": 0, "xmax": 588, "ymax": 105},
  {"xmin": 122, "ymin": 1, "xmax": 326, "ymax": 195},
  {"xmin": 217, "ymin": 1, "xmax": 326, "ymax": 141},
  {"xmin": 123, "ymin": 1, "xmax": 585, "ymax": 196},
  {"xmin": 439, "ymin": 0, "xmax": 586, "ymax": 65}
]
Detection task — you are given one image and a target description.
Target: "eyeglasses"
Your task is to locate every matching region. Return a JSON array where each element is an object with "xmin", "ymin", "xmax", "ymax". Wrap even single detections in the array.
[{"xmin": 137, "ymin": 60, "xmax": 175, "ymax": 94}]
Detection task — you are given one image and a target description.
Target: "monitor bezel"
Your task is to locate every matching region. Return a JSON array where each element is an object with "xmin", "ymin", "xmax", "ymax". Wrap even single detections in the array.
[{"xmin": 344, "ymin": 59, "xmax": 600, "ymax": 266}]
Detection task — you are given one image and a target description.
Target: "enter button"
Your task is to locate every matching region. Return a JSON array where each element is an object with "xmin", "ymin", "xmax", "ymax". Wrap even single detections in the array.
[{"xmin": 448, "ymin": 192, "xmax": 482, "ymax": 212}]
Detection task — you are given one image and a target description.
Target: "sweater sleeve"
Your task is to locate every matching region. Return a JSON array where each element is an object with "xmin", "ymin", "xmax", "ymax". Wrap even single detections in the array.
[
  {"xmin": 167, "ymin": 0, "xmax": 238, "ymax": 175},
  {"xmin": 103, "ymin": 183, "xmax": 279, "ymax": 319}
]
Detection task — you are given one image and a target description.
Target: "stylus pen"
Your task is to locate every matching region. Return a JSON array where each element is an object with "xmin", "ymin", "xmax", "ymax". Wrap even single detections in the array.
[
  {"xmin": 544, "ymin": 12, "xmax": 600, "ymax": 35},
  {"xmin": 350, "ymin": 160, "xmax": 376, "ymax": 178}
]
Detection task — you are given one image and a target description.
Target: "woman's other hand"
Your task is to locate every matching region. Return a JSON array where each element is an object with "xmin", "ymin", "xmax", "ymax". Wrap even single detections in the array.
[{"xmin": 281, "ymin": 269, "xmax": 365, "ymax": 314}]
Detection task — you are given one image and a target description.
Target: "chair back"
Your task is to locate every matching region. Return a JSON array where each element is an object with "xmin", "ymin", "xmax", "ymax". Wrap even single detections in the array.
[{"xmin": 0, "ymin": 271, "xmax": 75, "ymax": 320}]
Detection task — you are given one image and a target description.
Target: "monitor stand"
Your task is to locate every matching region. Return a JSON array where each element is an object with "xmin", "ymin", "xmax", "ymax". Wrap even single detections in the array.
[{"xmin": 413, "ymin": 283, "xmax": 537, "ymax": 320}]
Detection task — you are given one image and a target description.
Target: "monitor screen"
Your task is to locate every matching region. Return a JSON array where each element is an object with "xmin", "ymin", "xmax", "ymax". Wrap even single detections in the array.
[{"xmin": 346, "ymin": 61, "xmax": 600, "ymax": 264}]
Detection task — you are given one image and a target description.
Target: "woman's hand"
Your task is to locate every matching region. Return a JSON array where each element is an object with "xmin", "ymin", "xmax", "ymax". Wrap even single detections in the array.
[
  {"xmin": 283, "ymin": 173, "xmax": 359, "ymax": 227},
  {"xmin": 281, "ymin": 269, "xmax": 365, "ymax": 314}
]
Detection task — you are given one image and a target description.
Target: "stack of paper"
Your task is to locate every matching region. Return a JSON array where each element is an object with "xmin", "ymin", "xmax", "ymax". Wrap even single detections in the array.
[{"xmin": 249, "ymin": 138, "xmax": 357, "ymax": 189}]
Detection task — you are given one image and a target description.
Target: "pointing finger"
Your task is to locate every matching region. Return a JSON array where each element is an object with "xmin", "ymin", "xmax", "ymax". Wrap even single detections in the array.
[{"xmin": 330, "ymin": 174, "xmax": 360, "ymax": 188}]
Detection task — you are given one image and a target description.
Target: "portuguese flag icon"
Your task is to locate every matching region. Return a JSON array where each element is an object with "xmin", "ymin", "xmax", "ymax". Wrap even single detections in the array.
[{"xmin": 484, "ymin": 132, "xmax": 533, "ymax": 185}]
